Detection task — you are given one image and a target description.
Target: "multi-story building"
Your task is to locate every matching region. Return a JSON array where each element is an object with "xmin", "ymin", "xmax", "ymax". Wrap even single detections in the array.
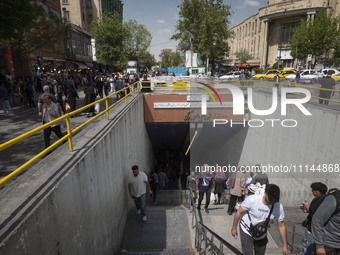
[
  {"xmin": 60, "ymin": 0, "xmax": 123, "ymax": 32},
  {"xmin": 227, "ymin": 0, "xmax": 340, "ymax": 69},
  {"xmin": 60, "ymin": 0, "xmax": 124, "ymax": 71}
]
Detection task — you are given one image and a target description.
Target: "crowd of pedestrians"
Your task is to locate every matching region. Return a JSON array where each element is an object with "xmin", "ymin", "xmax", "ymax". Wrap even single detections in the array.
[{"xmin": 182, "ymin": 164, "xmax": 339, "ymax": 255}]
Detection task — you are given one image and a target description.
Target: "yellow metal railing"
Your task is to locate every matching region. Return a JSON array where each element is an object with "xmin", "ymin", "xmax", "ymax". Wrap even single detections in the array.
[
  {"xmin": 0, "ymin": 82, "xmax": 139, "ymax": 186},
  {"xmin": 1, "ymin": 79, "xmax": 339, "ymax": 186}
]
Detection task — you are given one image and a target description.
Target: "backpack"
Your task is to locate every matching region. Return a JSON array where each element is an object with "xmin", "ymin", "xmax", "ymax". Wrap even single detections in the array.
[{"xmin": 303, "ymin": 188, "xmax": 340, "ymax": 232}]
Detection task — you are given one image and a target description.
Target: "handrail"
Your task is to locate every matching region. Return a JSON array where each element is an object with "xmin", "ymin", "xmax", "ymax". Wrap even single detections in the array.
[
  {"xmin": 186, "ymin": 188, "xmax": 244, "ymax": 255},
  {"xmin": 0, "ymin": 82, "xmax": 139, "ymax": 186},
  {"xmin": 1, "ymin": 78, "xmax": 339, "ymax": 186}
]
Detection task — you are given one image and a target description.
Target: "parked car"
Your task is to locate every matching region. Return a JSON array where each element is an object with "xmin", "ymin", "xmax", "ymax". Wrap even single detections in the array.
[
  {"xmin": 332, "ymin": 74, "xmax": 340, "ymax": 84},
  {"xmin": 252, "ymin": 69, "xmax": 279, "ymax": 80},
  {"xmin": 279, "ymin": 69, "xmax": 297, "ymax": 79},
  {"xmin": 285, "ymin": 69, "xmax": 318, "ymax": 83},
  {"xmin": 322, "ymin": 69, "xmax": 340, "ymax": 76},
  {"xmin": 219, "ymin": 71, "xmax": 241, "ymax": 80}
]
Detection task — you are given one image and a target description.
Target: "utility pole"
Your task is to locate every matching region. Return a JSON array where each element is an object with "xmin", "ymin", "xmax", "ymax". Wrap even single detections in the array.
[{"xmin": 190, "ymin": 35, "xmax": 193, "ymax": 75}]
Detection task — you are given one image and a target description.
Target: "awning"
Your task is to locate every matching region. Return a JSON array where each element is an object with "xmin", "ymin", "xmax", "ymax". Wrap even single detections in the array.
[
  {"xmin": 55, "ymin": 59, "xmax": 66, "ymax": 62},
  {"xmin": 235, "ymin": 64, "xmax": 248, "ymax": 67},
  {"xmin": 85, "ymin": 62, "xmax": 94, "ymax": 68},
  {"xmin": 75, "ymin": 62, "xmax": 88, "ymax": 69}
]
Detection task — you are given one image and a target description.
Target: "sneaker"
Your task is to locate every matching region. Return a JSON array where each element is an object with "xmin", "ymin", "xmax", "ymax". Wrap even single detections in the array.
[
  {"xmin": 142, "ymin": 216, "xmax": 147, "ymax": 222},
  {"xmin": 204, "ymin": 208, "xmax": 209, "ymax": 214},
  {"xmin": 227, "ymin": 211, "xmax": 233, "ymax": 215},
  {"xmin": 8, "ymin": 113, "xmax": 14, "ymax": 116},
  {"xmin": 136, "ymin": 210, "xmax": 141, "ymax": 215}
]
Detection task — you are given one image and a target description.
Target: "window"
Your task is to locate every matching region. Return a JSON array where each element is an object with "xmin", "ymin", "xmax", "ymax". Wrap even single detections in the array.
[
  {"xmin": 62, "ymin": 0, "xmax": 69, "ymax": 4},
  {"xmin": 88, "ymin": 14, "xmax": 93, "ymax": 24},
  {"xmin": 82, "ymin": 12, "xmax": 85, "ymax": 22},
  {"xmin": 63, "ymin": 10, "xmax": 70, "ymax": 21},
  {"xmin": 255, "ymin": 20, "xmax": 257, "ymax": 34},
  {"xmin": 281, "ymin": 22, "xmax": 299, "ymax": 44}
]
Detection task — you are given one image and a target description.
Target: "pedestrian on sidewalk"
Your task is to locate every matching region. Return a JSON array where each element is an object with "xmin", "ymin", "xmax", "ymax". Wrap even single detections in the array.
[
  {"xmin": 300, "ymin": 182, "xmax": 328, "ymax": 255},
  {"xmin": 227, "ymin": 167, "xmax": 246, "ymax": 215},
  {"xmin": 311, "ymin": 188, "xmax": 340, "ymax": 255},
  {"xmin": 214, "ymin": 167, "xmax": 226, "ymax": 205},
  {"xmin": 84, "ymin": 79, "xmax": 96, "ymax": 117},
  {"xmin": 0, "ymin": 80, "xmax": 14, "ymax": 116},
  {"xmin": 65, "ymin": 76, "xmax": 78, "ymax": 115},
  {"xmin": 42, "ymin": 94, "xmax": 64, "ymax": 148},
  {"xmin": 186, "ymin": 171, "xmax": 197, "ymax": 205},
  {"xmin": 128, "ymin": 165, "xmax": 152, "ymax": 222},
  {"xmin": 158, "ymin": 169, "xmax": 169, "ymax": 190},
  {"xmin": 319, "ymin": 70, "xmax": 335, "ymax": 106},
  {"xmin": 148, "ymin": 171, "xmax": 159, "ymax": 204},
  {"xmin": 231, "ymin": 184, "xmax": 288, "ymax": 255},
  {"xmin": 196, "ymin": 164, "xmax": 215, "ymax": 214}
]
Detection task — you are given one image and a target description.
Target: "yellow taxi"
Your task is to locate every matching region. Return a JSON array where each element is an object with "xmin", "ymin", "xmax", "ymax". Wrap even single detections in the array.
[
  {"xmin": 252, "ymin": 69, "xmax": 280, "ymax": 80},
  {"xmin": 332, "ymin": 74, "xmax": 340, "ymax": 84},
  {"xmin": 279, "ymin": 69, "xmax": 297, "ymax": 79}
]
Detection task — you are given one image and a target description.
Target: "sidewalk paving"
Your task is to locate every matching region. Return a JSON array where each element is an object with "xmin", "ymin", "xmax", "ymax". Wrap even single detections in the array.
[{"xmin": 0, "ymin": 88, "xmax": 120, "ymax": 177}]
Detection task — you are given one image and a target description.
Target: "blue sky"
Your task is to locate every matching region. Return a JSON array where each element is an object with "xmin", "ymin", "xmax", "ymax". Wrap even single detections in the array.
[{"xmin": 122, "ymin": 0, "xmax": 267, "ymax": 61}]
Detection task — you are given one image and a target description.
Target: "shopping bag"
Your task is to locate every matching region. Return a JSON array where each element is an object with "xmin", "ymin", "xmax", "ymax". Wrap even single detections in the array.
[
  {"xmin": 95, "ymin": 102, "xmax": 100, "ymax": 113},
  {"xmin": 210, "ymin": 192, "xmax": 216, "ymax": 201},
  {"xmin": 64, "ymin": 102, "xmax": 70, "ymax": 111}
]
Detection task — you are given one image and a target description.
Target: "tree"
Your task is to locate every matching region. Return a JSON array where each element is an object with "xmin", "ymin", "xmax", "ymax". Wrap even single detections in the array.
[
  {"xmin": 171, "ymin": 51, "xmax": 184, "ymax": 66},
  {"xmin": 235, "ymin": 49, "xmax": 252, "ymax": 64},
  {"xmin": 124, "ymin": 19, "xmax": 152, "ymax": 61},
  {"xmin": 159, "ymin": 49, "xmax": 184, "ymax": 67},
  {"xmin": 138, "ymin": 50, "xmax": 156, "ymax": 69},
  {"xmin": 159, "ymin": 49, "xmax": 173, "ymax": 67},
  {"xmin": 0, "ymin": 0, "xmax": 68, "ymax": 78},
  {"xmin": 171, "ymin": 0, "xmax": 232, "ymax": 75},
  {"xmin": 290, "ymin": 10, "xmax": 340, "ymax": 67},
  {"xmin": 91, "ymin": 12, "xmax": 127, "ymax": 67}
]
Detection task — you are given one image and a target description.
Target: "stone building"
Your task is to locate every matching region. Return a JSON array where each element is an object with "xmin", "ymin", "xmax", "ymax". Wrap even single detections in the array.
[
  {"xmin": 227, "ymin": 0, "xmax": 340, "ymax": 69},
  {"xmin": 60, "ymin": 0, "xmax": 124, "ymax": 71}
]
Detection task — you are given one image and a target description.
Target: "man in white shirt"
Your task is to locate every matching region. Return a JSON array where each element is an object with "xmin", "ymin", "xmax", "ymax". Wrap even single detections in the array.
[
  {"xmin": 317, "ymin": 69, "xmax": 324, "ymax": 83},
  {"xmin": 231, "ymin": 184, "xmax": 288, "ymax": 255},
  {"xmin": 128, "ymin": 165, "xmax": 152, "ymax": 222}
]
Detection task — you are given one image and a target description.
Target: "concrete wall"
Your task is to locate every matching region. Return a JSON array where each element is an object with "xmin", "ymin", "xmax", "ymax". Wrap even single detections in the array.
[
  {"xmin": 223, "ymin": 90, "xmax": 340, "ymax": 206},
  {"xmin": 0, "ymin": 95, "xmax": 154, "ymax": 254}
]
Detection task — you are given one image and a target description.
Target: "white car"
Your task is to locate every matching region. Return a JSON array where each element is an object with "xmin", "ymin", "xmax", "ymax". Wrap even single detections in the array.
[
  {"xmin": 322, "ymin": 69, "xmax": 340, "ymax": 76},
  {"xmin": 285, "ymin": 69, "xmax": 318, "ymax": 83},
  {"xmin": 219, "ymin": 71, "xmax": 241, "ymax": 80}
]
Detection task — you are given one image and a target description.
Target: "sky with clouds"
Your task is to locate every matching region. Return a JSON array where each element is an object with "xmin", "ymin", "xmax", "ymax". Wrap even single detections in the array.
[{"xmin": 122, "ymin": 0, "xmax": 267, "ymax": 61}]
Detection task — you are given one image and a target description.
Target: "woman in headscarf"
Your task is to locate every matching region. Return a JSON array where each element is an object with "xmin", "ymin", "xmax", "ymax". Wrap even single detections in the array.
[{"xmin": 214, "ymin": 167, "xmax": 226, "ymax": 205}]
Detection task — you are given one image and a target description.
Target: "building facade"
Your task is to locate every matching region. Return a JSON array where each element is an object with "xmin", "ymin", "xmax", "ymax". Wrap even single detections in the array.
[
  {"xmin": 227, "ymin": 0, "xmax": 340, "ymax": 69},
  {"xmin": 60, "ymin": 0, "xmax": 124, "ymax": 71},
  {"xmin": 60, "ymin": 0, "xmax": 123, "ymax": 32}
]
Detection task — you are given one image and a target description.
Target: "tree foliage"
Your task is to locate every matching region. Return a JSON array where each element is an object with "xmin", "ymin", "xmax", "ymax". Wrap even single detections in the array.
[
  {"xmin": 290, "ymin": 10, "xmax": 340, "ymax": 67},
  {"xmin": 235, "ymin": 49, "xmax": 252, "ymax": 64},
  {"xmin": 92, "ymin": 14, "xmax": 155, "ymax": 68},
  {"xmin": 159, "ymin": 49, "xmax": 184, "ymax": 67},
  {"xmin": 124, "ymin": 19, "xmax": 152, "ymax": 60},
  {"xmin": 92, "ymin": 12, "xmax": 127, "ymax": 66},
  {"xmin": 171, "ymin": 0, "xmax": 232, "ymax": 74},
  {"xmin": 0, "ymin": 0, "xmax": 67, "ymax": 55}
]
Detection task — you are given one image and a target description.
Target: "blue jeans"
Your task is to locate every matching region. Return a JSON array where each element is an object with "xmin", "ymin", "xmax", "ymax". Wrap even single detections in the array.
[
  {"xmin": 134, "ymin": 193, "xmax": 146, "ymax": 216},
  {"xmin": 300, "ymin": 229, "xmax": 315, "ymax": 255},
  {"xmin": 1, "ymin": 100, "xmax": 12, "ymax": 115}
]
